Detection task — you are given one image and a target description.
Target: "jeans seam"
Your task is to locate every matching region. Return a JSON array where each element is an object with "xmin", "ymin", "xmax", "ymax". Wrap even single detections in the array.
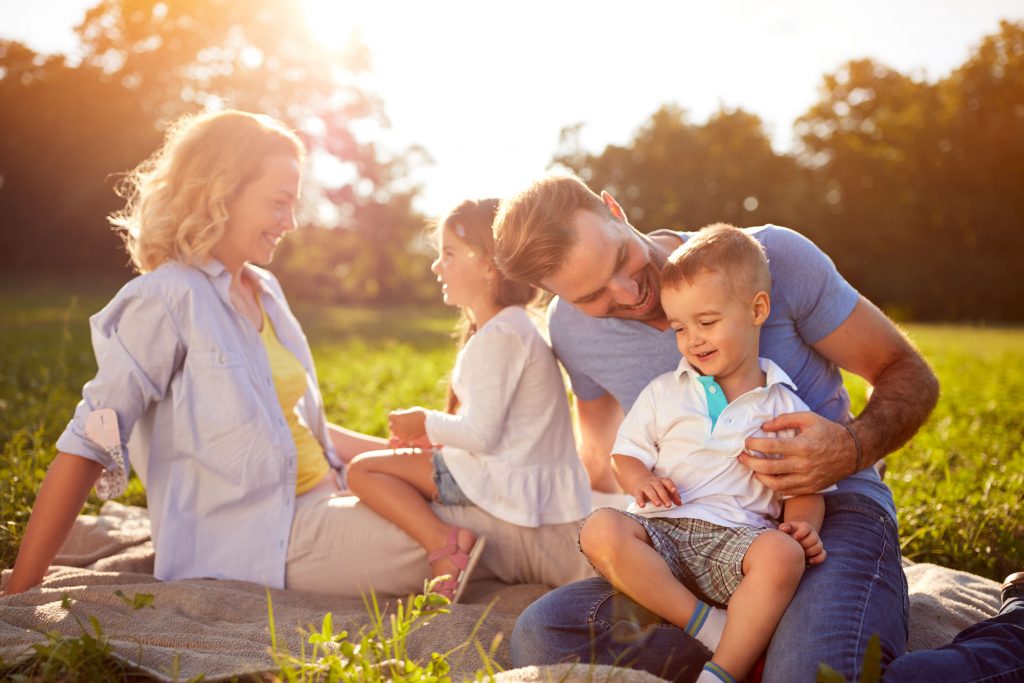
[{"xmin": 848, "ymin": 512, "xmax": 902, "ymax": 677}]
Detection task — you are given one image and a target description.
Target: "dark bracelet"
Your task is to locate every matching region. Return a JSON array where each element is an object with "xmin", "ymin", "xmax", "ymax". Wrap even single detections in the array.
[{"xmin": 843, "ymin": 422, "xmax": 864, "ymax": 473}]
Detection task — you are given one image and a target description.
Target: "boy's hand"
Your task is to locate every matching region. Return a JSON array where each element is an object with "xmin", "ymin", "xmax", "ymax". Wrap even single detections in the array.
[
  {"xmin": 779, "ymin": 520, "xmax": 826, "ymax": 565},
  {"xmin": 388, "ymin": 408, "xmax": 428, "ymax": 444},
  {"xmin": 631, "ymin": 475, "xmax": 682, "ymax": 509}
]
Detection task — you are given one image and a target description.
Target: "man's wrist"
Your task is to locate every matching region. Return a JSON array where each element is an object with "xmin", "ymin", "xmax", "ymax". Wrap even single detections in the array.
[{"xmin": 842, "ymin": 422, "xmax": 865, "ymax": 474}]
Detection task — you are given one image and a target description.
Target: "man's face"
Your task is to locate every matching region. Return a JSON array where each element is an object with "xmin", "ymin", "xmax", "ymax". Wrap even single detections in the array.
[{"xmin": 542, "ymin": 209, "xmax": 666, "ymax": 324}]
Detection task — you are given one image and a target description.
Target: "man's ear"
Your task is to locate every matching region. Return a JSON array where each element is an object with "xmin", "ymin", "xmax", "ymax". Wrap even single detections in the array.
[
  {"xmin": 601, "ymin": 191, "xmax": 626, "ymax": 221},
  {"xmin": 752, "ymin": 290, "xmax": 771, "ymax": 324}
]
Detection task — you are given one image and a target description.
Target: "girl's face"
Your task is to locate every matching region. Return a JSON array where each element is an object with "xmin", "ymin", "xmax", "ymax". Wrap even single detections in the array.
[
  {"xmin": 430, "ymin": 225, "xmax": 494, "ymax": 309},
  {"xmin": 216, "ymin": 152, "xmax": 301, "ymax": 272}
]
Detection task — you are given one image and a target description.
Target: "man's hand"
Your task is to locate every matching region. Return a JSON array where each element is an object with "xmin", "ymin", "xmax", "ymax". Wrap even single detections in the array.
[
  {"xmin": 779, "ymin": 520, "xmax": 826, "ymax": 565},
  {"xmin": 629, "ymin": 474, "xmax": 682, "ymax": 509},
  {"xmin": 387, "ymin": 408, "xmax": 428, "ymax": 446},
  {"xmin": 741, "ymin": 411, "xmax": 857, "ymax": 496}
]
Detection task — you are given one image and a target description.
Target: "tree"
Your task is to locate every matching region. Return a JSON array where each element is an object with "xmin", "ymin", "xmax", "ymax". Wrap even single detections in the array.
[
  {"xmin": 1, "ymin": 0, "xmax": 433, "ymax": 303},
  {"xmin": 553, "ymin": 104, "xmax": 813, "ymax": 234}
]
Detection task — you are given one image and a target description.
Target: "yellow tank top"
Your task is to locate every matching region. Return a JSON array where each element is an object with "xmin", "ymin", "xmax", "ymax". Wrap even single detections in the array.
[{"xmin": 259, "ymin": 308, "xmax": 330, "ymax": 495}]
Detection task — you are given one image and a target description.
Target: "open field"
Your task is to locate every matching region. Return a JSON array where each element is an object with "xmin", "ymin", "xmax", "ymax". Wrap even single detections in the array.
[{"xmin": 1, "ymin": 279, "xmax": 1021, "ymax": 580}]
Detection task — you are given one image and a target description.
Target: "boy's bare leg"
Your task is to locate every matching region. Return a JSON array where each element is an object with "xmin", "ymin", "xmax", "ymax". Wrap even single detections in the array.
[
  {"xmin": 346, "ymin": 449, "xmax": 475, "ymax": 580},
  {"xmin": 579, "ymin": 509, "xmax": 700, "ymax": 627},
  {"xmin": 711, "ymin": 529, "xmax": 806, "ymax": 679}
]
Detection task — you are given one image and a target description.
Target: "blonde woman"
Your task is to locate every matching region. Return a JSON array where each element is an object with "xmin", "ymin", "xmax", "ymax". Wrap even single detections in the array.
[{"xmin": 2, "ymin": 110, "xmax": 592, "ymax": 598}]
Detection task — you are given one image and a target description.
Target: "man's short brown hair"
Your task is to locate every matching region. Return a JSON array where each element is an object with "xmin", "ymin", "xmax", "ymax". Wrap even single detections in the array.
[
  {"xmin": 662, "ymin": 223, "xmax": 771, "ymax": 298},
  {"xmin": 493, "ymin": 175, "xmax": 612, "ymax": 285}
]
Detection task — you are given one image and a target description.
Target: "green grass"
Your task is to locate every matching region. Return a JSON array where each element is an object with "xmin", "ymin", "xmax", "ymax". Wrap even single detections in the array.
[{"xmin": 1, "ymin": 281, "xmax": 1022, "ymax": 582}]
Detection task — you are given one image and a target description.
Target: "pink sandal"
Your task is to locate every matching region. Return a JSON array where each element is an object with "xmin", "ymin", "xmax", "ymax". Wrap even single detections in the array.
[{"xmin": 427, "ymin": 527, "xmax": 486, "ymax": 604}]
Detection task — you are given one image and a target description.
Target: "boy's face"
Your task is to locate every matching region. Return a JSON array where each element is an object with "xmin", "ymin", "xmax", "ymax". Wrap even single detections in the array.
[{"xmin": 662, "ymin": 269, "xmax": 768, "ymax": 379}]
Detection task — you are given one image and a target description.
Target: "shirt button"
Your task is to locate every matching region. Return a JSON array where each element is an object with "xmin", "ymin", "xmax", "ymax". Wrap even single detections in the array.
[
  {"xmin": 708, "ymin": 386, "xmax": 718, "ymax": 394},
  {"xmin": 217, "ymin": 353, "xmax": 226, "ymax": 364}
]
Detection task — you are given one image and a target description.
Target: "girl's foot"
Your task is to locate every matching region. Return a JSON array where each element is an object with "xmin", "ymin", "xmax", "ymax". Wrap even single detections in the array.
[{"xmin": 427, "ymin": 526, "xmax": 486, "ymax": 603}]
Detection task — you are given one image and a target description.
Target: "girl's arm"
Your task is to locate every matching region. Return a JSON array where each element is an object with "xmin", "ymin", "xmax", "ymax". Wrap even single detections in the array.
[
  {"xmin": 780, "ymin": 493, "xmax": 826, "ymax": 565},
  {"xmin": 2, "ymin": 453, "xmax": 104, "ymax": 595},
  {"xmin": 421, "ymin": 327, "xmax": 528, "ymax": 454}
]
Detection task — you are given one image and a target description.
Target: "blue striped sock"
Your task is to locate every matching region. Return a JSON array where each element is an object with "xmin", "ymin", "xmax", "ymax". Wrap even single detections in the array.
[
  {"xmin": 684, "ymin": 600, "xmax": 712, "ymax": 637},
  {"xmin": 702, "ymin": 661, "xmax": 737, "ymax": 683}
]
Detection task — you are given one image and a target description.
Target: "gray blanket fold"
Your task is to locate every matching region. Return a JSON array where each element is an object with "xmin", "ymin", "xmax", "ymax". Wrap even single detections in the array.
[{"xmin": 0, "ymin": 502, "xmax": 1002, "ymax": 682}]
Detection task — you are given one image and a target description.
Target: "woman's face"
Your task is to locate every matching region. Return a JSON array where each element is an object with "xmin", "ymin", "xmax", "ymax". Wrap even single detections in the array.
[{"xmin": 216, "ymin": 152, "xmax": 301, "ymax": 271}]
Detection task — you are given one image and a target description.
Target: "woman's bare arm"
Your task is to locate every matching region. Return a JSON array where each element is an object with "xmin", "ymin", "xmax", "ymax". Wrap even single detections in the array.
[{"xmin": 2, "ymin": 453, "xmax": 103, "ymax": 595}]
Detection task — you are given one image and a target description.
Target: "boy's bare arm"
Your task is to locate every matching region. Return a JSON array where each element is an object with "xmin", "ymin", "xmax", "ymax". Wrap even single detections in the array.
[
  {"xmin": 780, "ymin": 494, "xmax": 826, "ymax": 564},
  {"xmin": 612, "ymin": 454, "xmax": 682, "ymax": 508}
]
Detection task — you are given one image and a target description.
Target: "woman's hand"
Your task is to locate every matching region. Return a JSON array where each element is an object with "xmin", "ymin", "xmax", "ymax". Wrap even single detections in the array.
[{"xmin": 387, "ymin": 408, "xmax": 429, "ymax": 447}]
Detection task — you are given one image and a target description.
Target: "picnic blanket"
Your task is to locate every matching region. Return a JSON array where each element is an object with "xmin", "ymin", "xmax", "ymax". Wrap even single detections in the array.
[{"xmin": 0, "ymin": 502, "xmax": 1003, "ymax": 682}]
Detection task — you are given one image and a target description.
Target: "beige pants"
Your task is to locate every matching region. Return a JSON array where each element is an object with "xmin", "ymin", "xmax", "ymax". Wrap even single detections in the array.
[{"xmin": 285, "ymin": 488, "xmax": 595, "ymax": 597}]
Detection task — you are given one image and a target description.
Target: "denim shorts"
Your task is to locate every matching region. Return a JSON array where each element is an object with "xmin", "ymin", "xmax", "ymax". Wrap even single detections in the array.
[{"xmin": 431, "ymin": 449, "xmax": 475, "ymax": 507}]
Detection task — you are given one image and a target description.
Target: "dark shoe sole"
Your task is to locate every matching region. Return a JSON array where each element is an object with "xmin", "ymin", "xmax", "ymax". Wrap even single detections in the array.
[{"xmin": 1002, "ymin": 572, "xmax": 1024, "ymax": 604}]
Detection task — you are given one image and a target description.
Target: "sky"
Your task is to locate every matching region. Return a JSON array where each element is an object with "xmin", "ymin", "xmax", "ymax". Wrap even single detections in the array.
[{"xmin": 2, "ymin": 0, "xmax": 1022, "ymax": 215}]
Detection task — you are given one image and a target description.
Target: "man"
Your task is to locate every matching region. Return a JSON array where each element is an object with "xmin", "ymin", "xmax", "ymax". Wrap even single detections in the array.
[{"xmin": 493, "ymin": 175, "xmax": 1021, "ymax": 682}]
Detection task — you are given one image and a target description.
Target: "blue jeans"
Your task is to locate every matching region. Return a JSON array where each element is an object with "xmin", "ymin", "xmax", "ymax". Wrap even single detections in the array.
[
  {"xmin": 511, "ymin": 493, "xmax": 909, "ymax": 682},
  {"xmin": 882, "ymin": 594, "xmax": 1024, "ymax": 683}
]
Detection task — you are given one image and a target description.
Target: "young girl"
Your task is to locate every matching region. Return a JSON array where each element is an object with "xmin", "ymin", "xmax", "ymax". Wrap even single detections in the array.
[{"xmin": 346, "ymin": 198, "xmax": 591, "ymax": 603}]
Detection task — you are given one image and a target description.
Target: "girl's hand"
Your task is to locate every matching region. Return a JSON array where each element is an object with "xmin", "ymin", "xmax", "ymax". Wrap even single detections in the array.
[
  {"xmin": 631, "ymin": 475, "xmax": 682, "ymax": 509},
  {"xmin": 388, "ymin": 408, "xmax": 428, "ymax": 444},
  {"xmin": 779, "ymin": 521, "xmax": 827, "ymax": 565},
  {"xmin": 387, "ymin": 434, "xmax": 434, "ymax": 452}
]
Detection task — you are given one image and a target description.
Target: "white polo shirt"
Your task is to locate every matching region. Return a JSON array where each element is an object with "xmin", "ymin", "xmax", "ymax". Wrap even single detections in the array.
[{"xmin": 613, "ymin": 357, "xmax": 813, "ymax": 529}]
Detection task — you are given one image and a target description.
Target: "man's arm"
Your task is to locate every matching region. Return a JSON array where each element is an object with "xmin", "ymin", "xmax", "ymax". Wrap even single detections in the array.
[
  {"xmin": 576, "ymin": 392, "xmax": 625, "ymax": 493},
  {"xmin": 742, "ymin": 297, "xmax": 939, "ymax": 494}
]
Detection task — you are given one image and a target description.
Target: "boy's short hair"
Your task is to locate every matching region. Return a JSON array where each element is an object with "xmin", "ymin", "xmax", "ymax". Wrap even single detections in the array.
[
  {"xmin": 662, "ymin": 223, "xmax": 771, "ymax": 298},
  {"xmin": 493, "ymin": 174, "xmax": 612, "ymax": 285}
]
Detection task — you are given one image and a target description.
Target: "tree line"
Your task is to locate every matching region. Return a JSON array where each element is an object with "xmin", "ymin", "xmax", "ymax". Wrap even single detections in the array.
[
  {"xmin": 1, "ymin": 4, "xmax": 1022, "ymax": 320},
  {"xmin": 554, "ymin": 21, "xmax": 1024, "ymax": 322}
]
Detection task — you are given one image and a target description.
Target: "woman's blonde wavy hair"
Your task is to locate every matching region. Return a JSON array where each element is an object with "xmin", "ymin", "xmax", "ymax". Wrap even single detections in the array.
[{"xmin": 110, "ymin": 109, "xmax": 305, "ymax": 273}]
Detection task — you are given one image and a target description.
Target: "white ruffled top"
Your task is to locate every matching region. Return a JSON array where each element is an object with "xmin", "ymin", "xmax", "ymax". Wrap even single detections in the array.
[{"xmin": 425, "ymin": 306, "xmax": 591, "ymax": 527}]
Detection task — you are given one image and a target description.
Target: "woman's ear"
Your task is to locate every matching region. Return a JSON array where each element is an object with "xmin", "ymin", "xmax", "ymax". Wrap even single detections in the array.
[
  {"xmin": 600, "ymin": 191, "xmax": 627, "ymax": 222},
  {"xmin": 751, "ymin": 290, "xmax": 771, "ymax": 324}
]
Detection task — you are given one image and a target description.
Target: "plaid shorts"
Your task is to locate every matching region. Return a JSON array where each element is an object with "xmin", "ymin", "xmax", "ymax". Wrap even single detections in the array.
[{"xmin": 585, "ymin": 508, "xmax": 767, "ymax": 608}]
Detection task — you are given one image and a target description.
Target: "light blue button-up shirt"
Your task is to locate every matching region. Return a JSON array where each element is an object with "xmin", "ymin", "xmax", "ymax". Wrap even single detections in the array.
[{"xmin": 56, "ymin": 259, "xmax": 339, "ymax": 588}]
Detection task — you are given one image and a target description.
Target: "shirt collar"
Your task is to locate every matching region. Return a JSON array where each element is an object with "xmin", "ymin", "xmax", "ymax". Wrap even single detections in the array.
[
  {"xmin": 196, "ymin": 259, "xmax": 271, "ymax": 293},
  {"xmin": 674, "ymin": 356, "xmax": 798, "ymax": 393}
]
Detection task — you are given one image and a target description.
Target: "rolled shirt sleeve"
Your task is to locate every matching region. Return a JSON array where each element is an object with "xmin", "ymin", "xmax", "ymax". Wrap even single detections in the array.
[{"xmin": 56, "ymin": 279, "xmax": 184, "ymax": 473}]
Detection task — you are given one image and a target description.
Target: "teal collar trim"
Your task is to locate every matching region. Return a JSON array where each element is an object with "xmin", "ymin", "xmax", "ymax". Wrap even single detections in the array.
[{"xmin": 697, "ymin": 375, "xmax": 728, "ymax": 431}]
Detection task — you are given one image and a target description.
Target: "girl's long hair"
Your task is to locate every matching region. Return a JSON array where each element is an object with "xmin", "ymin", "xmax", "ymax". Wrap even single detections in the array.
[{"xmin": 435, "ymin": 198, "xmax": 537, "ymax": 413}]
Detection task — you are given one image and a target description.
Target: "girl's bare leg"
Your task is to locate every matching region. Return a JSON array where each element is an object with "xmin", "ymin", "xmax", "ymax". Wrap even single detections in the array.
[{"xmin": 346, "ymin": 449, "xmax": 475, "ymax": 580}]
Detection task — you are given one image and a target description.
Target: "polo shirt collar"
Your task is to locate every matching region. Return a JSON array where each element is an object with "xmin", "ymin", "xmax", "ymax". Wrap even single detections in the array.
[{"xmin": 674, "ymin": 356, "xmax": 799, "ymax": 393}]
